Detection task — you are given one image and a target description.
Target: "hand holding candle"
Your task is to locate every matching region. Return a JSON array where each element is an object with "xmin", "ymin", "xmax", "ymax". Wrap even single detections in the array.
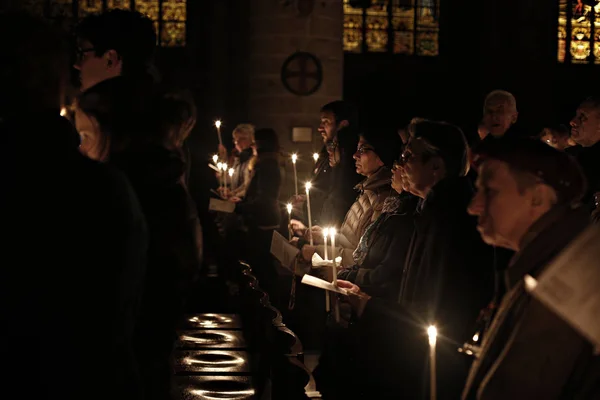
[
  {"xmin": 291, "ymin": 153, "xmax": 299, "ymax": 196},
  {"xmin": 305, "ymin": 182, "xmax": 313, "ymax": 246}
]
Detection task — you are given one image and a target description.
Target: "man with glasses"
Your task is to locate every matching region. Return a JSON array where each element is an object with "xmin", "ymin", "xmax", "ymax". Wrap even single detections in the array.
[{"xmin": 74, "ymin": 9, "xmax": 157, "ymax": 91}]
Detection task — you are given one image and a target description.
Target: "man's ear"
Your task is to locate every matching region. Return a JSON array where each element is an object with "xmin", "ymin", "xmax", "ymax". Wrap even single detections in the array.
[
  {"xmin": 511, "ymin": 111, "xmax": 518, "ymax": 125},
  {"xmin": 104, "ymin": 49, "xmax": 122, "ymax": 71},
  {"xmin": 337, "ymin": 119, "xmax": 349, "ymax": 130},
  {"xmin": 532, "ymin": 183, "xmax": 557, "ymax": 209}
]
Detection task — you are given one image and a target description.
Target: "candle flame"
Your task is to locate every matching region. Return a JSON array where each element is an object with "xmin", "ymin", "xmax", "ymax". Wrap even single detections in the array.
[
  {"xmin": 217, "ymin": 162, "xmax": 223, "ymax": 170},
  {"xmin": 222, "ymin": 163, "xmax": 228, "ymax": 170},
  {"xmin": 313, "ymin": 153, "xmax": 319, "ymax": 162},
  {"xmin": 472, "ymin": 333, "xmax": 479, "ymax": 342},
  {"xmin": 212, "ymin": 154, "xmax": 219, "ymax": 163},
  {"xmin": 291, "ymin": 153, "xmax": 297, "ymax": 163},
  {"xmin": 427, "ymin": 325, "xmax": 437, "ymax": 345},
  {"xmin": 60, "ymin": 107, "xmax": 68, "ymax": 117},
  {"xmin": 228, "ymin": 168, "xmax": 234, "ymax": 177},
  {"xmin": 286, "ymin": 203, "xmax": 293, "ymax": 214},
  {"xmin": 322, "ymin": 228, "xmax": 329, "ymax": 238},
  {"xmin": 215, "ymin": 120, "xmax": 222, "ymax": 129},
  {"xmin": 330, "ymin": 227, "xmax": 336, "ymax": 237},
  {"xmin": 305, "ymin": 181, "xmax": 312, "ymax": 191}
]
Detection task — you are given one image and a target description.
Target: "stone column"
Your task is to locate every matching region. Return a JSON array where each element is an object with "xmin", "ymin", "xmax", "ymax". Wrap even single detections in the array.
[{"xmin": 246, "ymin": 0, "xmax": 344, "ymax": 199}]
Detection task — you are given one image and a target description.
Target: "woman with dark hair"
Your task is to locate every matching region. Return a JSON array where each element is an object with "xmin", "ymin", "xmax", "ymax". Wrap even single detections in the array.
[
  {"xmin": 75, "ymin": 77, "xmax": 202, "ymax": 400},
  {"xmin": 233, "ymin": 128, "xmax": 282, "ymax": 295}
]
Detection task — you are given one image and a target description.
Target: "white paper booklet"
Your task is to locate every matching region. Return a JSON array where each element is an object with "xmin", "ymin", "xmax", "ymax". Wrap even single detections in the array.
[
  {"xmin": 525, "ymin": 224, "xmax": 600, "ymax": 352},
  {"xmin": 311, "ymin": 253, "xmax": 342, "ymax": 268},
  {"xmin": 301, "ymin": 274, "xmax": 348, "ymax": 295},
  {"xmin": 209, "ymin": 198, "xmax": 235, "ymax": 213}
]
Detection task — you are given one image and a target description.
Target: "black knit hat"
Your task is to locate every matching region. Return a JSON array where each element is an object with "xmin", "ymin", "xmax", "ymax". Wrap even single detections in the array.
[
  {"xmin": 359, "ymin": 129, "xmax": 402, "ymax": 168},
  {"xmin": 473, "ymin": 137, "xmax": 587, "ymax": 206}
]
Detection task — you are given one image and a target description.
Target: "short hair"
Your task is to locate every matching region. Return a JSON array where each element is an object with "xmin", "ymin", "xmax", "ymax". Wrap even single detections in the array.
[
  {"xmin": 320, "ymin": 100, "xmax": 358, "ymax": 128},
  {"xmin": 254, "ymin": 128, "xmax": 280, "ymax": 153},
  {"xmin": 0, "ymin": 11, "xmax": 68, "ymax": 113},
  {"xmin": 232, "ymin": 124, "xmax": 255, "ymax": 142},
  {"xmin": 76, "ymin": 9, "xmax": 156, "ymax": 77},
  {"xmin": 580, "ymin": 95, "xmax": 600, "ymax": 113},
  {"xmin": 484, "ymin": 90, "xmax": 517, "ymax": 113},
  {"xmin": 160, "ymin": 90, "xmax": 197, "ymax": 149},
  {"xmin": 410, "ymin": 120, "xmax": 469, "ymax": 177},
  {"xmin": 538, "ymin": 124, "xmax": 570, "ymax": 140}
]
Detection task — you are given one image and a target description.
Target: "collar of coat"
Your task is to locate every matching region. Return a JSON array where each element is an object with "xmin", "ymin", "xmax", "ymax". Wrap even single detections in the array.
[
  {"xmin": 354, "ymin": 166, "xmax": 391, "ymax": 193},
  {"xmin": 505, "ymin": 205, "xmax": 590, "ymax": 290}
]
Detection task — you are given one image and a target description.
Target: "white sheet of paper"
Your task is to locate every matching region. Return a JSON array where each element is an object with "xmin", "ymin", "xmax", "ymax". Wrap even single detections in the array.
[
  {"xmin": 301, "ymin": 274, "xmax": 348, "ymax": 295},
  {"xmin": 209, "ymin": 163, "xmax": 220, "ymax": 172},
  {"xmin": 526, "ymin": 224, "xmax": 600, "ymax": 351},
  {"xmin": 311, "ymin": 253, "xmax": 342, "ymax": 268},
  {"xmin": 209, "ymin": 198, "xmax": 235, "ymax": 213},
  {"xmin": 270, "ymin": 231, "xmax": 300, "ymax": 268}
]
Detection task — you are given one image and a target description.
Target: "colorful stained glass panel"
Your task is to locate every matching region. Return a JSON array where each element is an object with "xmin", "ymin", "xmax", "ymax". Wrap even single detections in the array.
[
  {"xmin": 136, "ymin": 0, "xmax": 159, "ymax": 21},
  {"xmin": 162, "ymin": 0, "xmax": 186, "ymax": 21},
  {"xmin": 161, "ymin": 22, "xmax": 185, "ymax": 46},
  {"xmin": 416, "ymin": 31, "xmax": 438, "ymax": 56},
  {"xmin": 79, "ymin": 0, "xmax": 103, "ymax": 17},
  {"xmin": 107, "ymin": 0, "xmax": 131, "ymax": 10}
]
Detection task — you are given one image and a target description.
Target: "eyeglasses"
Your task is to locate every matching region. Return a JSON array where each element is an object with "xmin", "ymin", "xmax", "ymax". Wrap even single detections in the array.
[{"xmin": 356, "ymin": 146, "xmax": 374, "ymax": 155}]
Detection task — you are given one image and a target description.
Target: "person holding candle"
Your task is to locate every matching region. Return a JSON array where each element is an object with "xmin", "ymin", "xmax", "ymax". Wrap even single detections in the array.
[
  {"xmin": 289, "ymin": 101, "xmax": 361, "ymax": 235},
  {"xmin": 298, "ymin": 129, "xmax": 399, "ymax": 269},
  {"xmin": 314, "ymin": 120, "xmax": 496, "ymax": 399}
]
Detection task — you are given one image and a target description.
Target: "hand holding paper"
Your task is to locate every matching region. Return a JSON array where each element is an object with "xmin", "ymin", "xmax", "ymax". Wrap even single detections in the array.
[{"xmin": 301, "ymin": 274, "xmax": 348, "ymax": 295}]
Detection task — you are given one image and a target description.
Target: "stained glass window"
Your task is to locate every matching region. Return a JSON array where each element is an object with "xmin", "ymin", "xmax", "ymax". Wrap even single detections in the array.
[
  {"xmin": 21, "ymin": 0, "xmax": 187, "ymax": 47},
  {"xmin": 558, "ymin": 0, "xmax": 600, "ymax": 64},
  {"xmin": 343, "ymin": 0, "xmax": 439, "ymax": 55}
]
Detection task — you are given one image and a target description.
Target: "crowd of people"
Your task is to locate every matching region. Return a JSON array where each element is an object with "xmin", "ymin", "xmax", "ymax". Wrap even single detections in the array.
[{"xmin": 1, "ymin": 6, "xmax": 599, "ymax": 400}]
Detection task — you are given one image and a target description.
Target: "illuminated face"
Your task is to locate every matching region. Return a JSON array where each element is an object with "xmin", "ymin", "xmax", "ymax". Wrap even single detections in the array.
[
  {"xmin": 233, "ymin": 133, "xmax": 251, "ymax": 153},
  {"xmin": 483, "ymin": 98, "xmax": 517, "ymax": 138},
  {"xmin": 318, "ymin": 111, "xmax": 337, "ymax": 143},
  {"xmin": 353, "ymin": 137, "xmax": 383, "ymax": 177},
  {"xmin": 397, "ymin": 138, "xmax": 439, "ymax": 198},
  {"xmin": 468, "ymin": 160, "xmax": 535, "ymax": 250},
  {"xmin": 75, "ymin": 107, "xmax": 107, "ymax": 161},
  {"xmin": 570, "ymin": 101, "xmax": 600, "ymax": 147}
]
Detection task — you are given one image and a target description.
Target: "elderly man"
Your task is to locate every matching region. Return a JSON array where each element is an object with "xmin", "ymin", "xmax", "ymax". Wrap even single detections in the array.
[
  {"xmin": 462, "ymin": 138, "xmax": 596, "ymax": 400},
  {"xmin": 329, "ymin": 120, "xmax": 495, "ymax": 399},
  {"xmin": 479, "ymin": 90, "xmax": 520, "ymax": 140},
  {"xmin": 569, "ymin": 96, "xmax": 600, "ymax": 217}
]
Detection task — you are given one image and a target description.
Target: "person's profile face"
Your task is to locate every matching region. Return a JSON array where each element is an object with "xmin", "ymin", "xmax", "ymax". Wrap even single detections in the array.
[
  {"xmin": 75, "ymin": 107, "xmax": 107, "ymax": 161},
  {"xmin": 73, "ymin": 39, "xmax": 120, "ymax": 91},
  {"xmin": 318, "ymin": 111, "xmax": 337, "ymax": 143},
  {"xmin": 570, "ymin": 101, "xmax": 600, "ymax": 147}
]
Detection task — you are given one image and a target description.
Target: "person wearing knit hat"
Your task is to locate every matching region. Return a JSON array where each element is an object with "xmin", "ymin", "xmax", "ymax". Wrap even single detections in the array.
[
  {"xmin": 358, "ymin": 129, "xmax": 403, "ymax": 169},
  {"xmin": 463, "ymin": 136, "xmax": 593, "ymax": 400}
]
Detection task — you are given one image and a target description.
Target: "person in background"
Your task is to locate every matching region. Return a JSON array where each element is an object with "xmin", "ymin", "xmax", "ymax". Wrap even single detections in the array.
[
  {"xmin": 480, "ymin": 90, "xmax": 520, "ymax": 140},
  {"xmin": 229, "ymin": 123, "xmax": 256, "ymax": 199},
  {"xmin": 0, "ymin": 11, "xmax": 147, "ymax": 400},
  {"xmin": 76, "ymin": 78, "xmax": 202, "ymax": 400},
  {"xmin": 539, "ymin": 124, "xmax": 575, "ymax": 151}
]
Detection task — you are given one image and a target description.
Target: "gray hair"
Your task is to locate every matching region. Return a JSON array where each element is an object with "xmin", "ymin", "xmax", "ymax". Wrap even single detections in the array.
[
  {"xmin": 484, "ymin": 90, "xmax": 517, "ymax": 113},
  {"xmin": 232, "ymin": 123, "xmax": 255, "ymax": 141}
]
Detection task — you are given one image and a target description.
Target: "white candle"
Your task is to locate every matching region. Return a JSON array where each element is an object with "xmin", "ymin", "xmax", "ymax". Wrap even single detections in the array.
[
  {"xmin": 313, "ymin": 152, "xmax": 319, "ymax": 162},
  {"xmin": 428, "ymin": 325, "xmax": 437, "ymax": 400},
  {"xmin": 305, "ymin": 182, "xmax": 313, "ymax": 246},
  {"xmin": 215, "ymin": 120, "xmax": 223, "ymax": 146},
  {"xmin": 322, "ymin": 228, "xmax": 329, "ymax": 261},
  {"xmin": 291, "ymin": 153, "xmax": 298, "ymax": 196},
  {"xmin": 217, "ymin": 162, "xmax": 223, "ymax": 190},
  {"xmin": 222, "ymin": 163, "xmax": 228, "ymax": 189},
  {"xmin": 286, "ymin": 203, "xmax": 293, "ymax": 240},
  {"xmin": 228, "ymin": 168, "xmax": 234, "ymax": 188},
  {"xmin": 330, "ymin": 228, "xmax": 337, "ymax": 284}
]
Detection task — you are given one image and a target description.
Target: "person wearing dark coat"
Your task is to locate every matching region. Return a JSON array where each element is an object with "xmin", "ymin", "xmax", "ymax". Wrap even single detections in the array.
[
  {"xmin": 462, "ymin": 138, "xmax": 599, "ymax": 400},
  {"xmin": 76, "ymin": 76, "xmax": 203, "ymax": 400},
  {"xmin": 331, "ymin": 120, "xmax": 496, "ymax": 399},
  {"xmin": 0, "ymin": 13, "xmax": 147, "ymax": 400}
]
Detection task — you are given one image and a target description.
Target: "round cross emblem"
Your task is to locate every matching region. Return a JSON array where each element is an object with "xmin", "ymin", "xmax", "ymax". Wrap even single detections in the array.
[{"xmin": 281, "ymin": 52, "xmax": 323, "ymax": 96}]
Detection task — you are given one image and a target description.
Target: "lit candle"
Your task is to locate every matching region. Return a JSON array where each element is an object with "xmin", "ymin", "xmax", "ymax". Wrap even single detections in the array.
[
  {"xmin": 322, "ymin": 227, "xmax": 329, "ymax": 261},
  {"xmin": 222, "ymin": 163, "xmax": 228, "ymax": 190},
  {"xmin": 217, "ymin": 162, "xmax": 223, "ymax": 190},
  {"xmin": 286, "ymin": 203, "xmax": 293, "ymax": 240},
  {"xmin": 428, "ymin": 325, "xmax": 437, "ymax": 400},
  {"xmin": 305, "ymin": 182, "xmax": 313, "ymax": 246},
  {"xmin": 291, "ymin": 153, "xmax": 298, "ymax": 196},
  {"xmin": 60, "ymin": 107, "xmax": 67, "ymax": 117},
  {"xmin": 215, "ymin": 120, "xmax": 223, "ymax": 146},
  {"xmin": 212, "ymin": 154, "xmax": 219, "ymax": 164},
  {"xmin": 313, "ymin": 152, "xmax": 319, "ymax": 162},
  {"xmin": 330, "ymin": 227, "xmax": 337, "ymax": 284},
  {"xmin": 228, "ymin": 168, "xmax": 234, "ymax": 188}
]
